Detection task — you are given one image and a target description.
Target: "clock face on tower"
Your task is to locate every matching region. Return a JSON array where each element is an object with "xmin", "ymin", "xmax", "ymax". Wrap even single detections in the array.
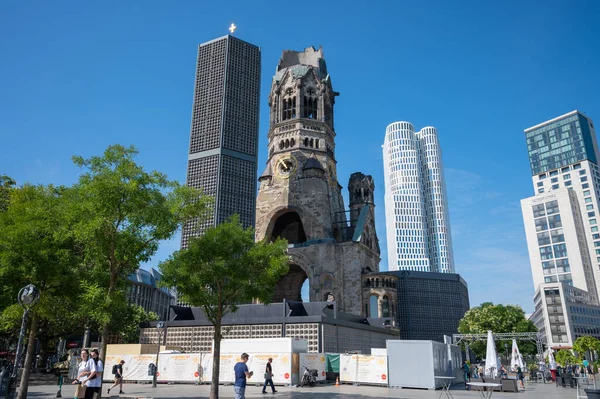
[{"xmin": 274, "ymin": 155, "xmax": 298, "ymax": 179}]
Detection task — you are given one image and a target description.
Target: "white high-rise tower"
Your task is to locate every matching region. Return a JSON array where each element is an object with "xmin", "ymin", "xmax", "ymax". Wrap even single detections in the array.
[{"xmin": 383, "ymin": 121, "xmax": 455, "ymax": 273}]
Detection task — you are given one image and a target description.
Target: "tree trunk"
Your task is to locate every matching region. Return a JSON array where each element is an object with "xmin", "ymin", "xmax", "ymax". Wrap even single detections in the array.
[
  {"xmin": 16, "ymin": 313, "xmax": 38, "ymax": 399},
  {"xmin": 210, "ymin": 323, "xmax": 222, "ymax": 399}
]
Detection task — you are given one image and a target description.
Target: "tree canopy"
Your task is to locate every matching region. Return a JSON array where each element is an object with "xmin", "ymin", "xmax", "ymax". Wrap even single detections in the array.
[
  {"xmin": 0, "ymin": 183, "xmax": 81, "ymax": 398},
  {"xmin": 555, "ymin": 349, "xmax": 578, "ymax": 366},
  {"xmin": 573, "ymin": 336, "xmax": 600, "ymax": 358},
  {"xmin": 67, "ymin": 144, "xmax": 211, "ymax": 359},
  {"xmin": 160, "ymin": 215, "xmax": 289, "ymax": 399},
  {"xmin": 458, "ymin": 302, "xmax": 537, "ymax": 359}
]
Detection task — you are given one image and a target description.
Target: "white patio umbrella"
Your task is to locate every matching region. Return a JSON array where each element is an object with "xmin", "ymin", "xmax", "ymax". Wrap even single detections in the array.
[
  {"xmin": 484, "ymin": 330, "xmax": 499, "ymax": 378},
  {"xmin": 548, "ymin": 349, "xmax": 557, "ymax": 370},
  {"xmin": 510, "ymin": 338, "xmax": 525, "ymax": 371}
]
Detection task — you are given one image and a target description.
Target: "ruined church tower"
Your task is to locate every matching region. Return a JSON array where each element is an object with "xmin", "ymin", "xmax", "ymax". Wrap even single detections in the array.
[{"xmin": 255, "ymin": 47, "xmax": 380, "ymax": 315}]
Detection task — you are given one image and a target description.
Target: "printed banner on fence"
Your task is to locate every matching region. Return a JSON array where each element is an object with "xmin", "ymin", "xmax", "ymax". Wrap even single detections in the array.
[
  {"xmin": 124, "ymin": 354, "xmax": 156, "ymax": 381},
  {"xmin": 299, "ymin": 353, "xmax": 326, "ymax": 381},
  {"xmin": 340, "ymin": 354, "xmax": 388, "ymax": 385},
  {"xmin": 158, "ymin": 353, "xmax": 202, "ymax": 382},
  {"xmin": 246, "ymin": 353, "xmax": 293, "ymax": 384}
]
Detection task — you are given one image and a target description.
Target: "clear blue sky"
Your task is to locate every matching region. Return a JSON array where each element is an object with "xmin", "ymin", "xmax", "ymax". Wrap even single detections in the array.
[{"xmin": 2, "ymin": 1, "xmax": 600, "ymax": 313}]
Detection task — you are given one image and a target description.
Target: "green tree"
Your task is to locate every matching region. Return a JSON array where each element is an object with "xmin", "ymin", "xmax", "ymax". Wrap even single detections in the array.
[
  {"xmin": 0, "ymin": 184, "xmax": 81, "ymax": 399},
  {"xmin": 117, "ymin": 305, "xmax": 159, "ymax": 344},
  {"xmin": 555, "ymin": 349, "xmax": 578, "ymax": 366},
  {"xmin": 159, "ymin": 216, "xmax": 289, "ymax": 399},
  {"xmin": 0, "ymin": 175, "xmax": 16, "ymax": 212},
  {"xmin": 68, "ymin": 144, "xmax": 211, "ymax": 362},
  {"xmin": 573, "ymin": 336, "xmax": 600, "ymax": 359},
  {"xmin": 458, "ymin": 302, "xmax": 537, "ymax": 359}
]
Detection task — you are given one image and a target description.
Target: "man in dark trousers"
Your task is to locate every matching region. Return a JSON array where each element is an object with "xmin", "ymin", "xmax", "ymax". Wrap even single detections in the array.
[{"xmin": 262, "ymin": 357, "xmax": 277, "ymax": 394}]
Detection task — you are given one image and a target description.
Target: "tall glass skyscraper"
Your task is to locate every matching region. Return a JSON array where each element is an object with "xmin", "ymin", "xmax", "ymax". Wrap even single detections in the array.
[
  {"xmin": 181, "ymin": 35, "xmax": 261, "ymax": 249},
  {"xmin": 383, "ymin": 121, "xmax": 455, "ymax": 273},
  {"xmin": 521, "ymin": 110, "xmax": 600, "ymax": 348}
]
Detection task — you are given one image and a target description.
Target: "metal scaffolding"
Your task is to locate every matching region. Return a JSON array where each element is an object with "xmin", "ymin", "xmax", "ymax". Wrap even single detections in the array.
[{"xmin": 453, "ymin": 332, "xmax": 544, "ymax": 364}]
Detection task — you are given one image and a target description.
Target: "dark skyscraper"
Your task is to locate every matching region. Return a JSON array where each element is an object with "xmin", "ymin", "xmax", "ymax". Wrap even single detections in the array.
[{"xmin": 181, "ymin": 35, "xmax": 261, "ymax": 249}]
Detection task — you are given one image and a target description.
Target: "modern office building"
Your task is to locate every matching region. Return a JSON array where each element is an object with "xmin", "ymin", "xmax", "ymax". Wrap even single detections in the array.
[
  {"xmin": 362, "ymin": 270, "xmax": 469, "ymax": 342},
  {"xmin": 181, "ymin": 34, "xmax": 261, "ymax": 249},
  {"xmin": 127, "ymin": 268, "xmax": 174, "ymax": 321},
  {"xmin": 521, "ymin": 110, "xmax": 600, "ymax": 348},
  {"xmin": 383, "ymin": 122, "xmax": 455, "ymax": 273}
]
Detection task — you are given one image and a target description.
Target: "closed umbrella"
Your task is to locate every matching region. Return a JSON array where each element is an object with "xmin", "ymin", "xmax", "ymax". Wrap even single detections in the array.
[
  {"xmin": 548, "ymin": 349, "xmax": 557, "ymax": 370},
  {"xmin": 511, "ymin": 339, "xmax": 525, "ymax": 371},
  {"xmin": 484, "ymin": 330, "xmax": 498, "ymax": 378}
]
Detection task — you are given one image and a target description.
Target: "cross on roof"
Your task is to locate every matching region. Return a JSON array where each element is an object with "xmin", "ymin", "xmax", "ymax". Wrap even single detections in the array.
[{"xmin": 229, "ymin": 23, "xmax": 237, "ymax": 34}]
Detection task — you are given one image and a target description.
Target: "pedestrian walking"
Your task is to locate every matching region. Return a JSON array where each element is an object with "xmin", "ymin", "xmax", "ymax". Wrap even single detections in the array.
[
  {"xmin": 85, "ymin": 349, "xmax": 103, "ymax": 398},
  {"xmin": 233, "ymin": 353, "xmax": 253, "ymax": 399},
  {"xmin": 516, "ymin": 365, "xmax": 525, "ymax": 389},
  {"xmin": 262, "ymin": 357, "xmax": 277, "ymax": 394},
  {"xmin": 462, "ymin": 360, "xmax": 470, "ymax": 389},
  {"xmin": 107, "ymin": 360, "xmax": 125, "ymax": 395},
  {"xmin": 71, "ymin": 349, "xmax": 97, "ymax": 399}
]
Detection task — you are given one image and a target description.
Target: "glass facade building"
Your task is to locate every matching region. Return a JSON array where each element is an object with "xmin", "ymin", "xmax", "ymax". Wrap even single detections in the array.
[
  {"xmin": 181, "ymin": 35, "xmax": 261, "ymax": 249},
  {"xmin": 383, "ymin": 122, "xmax": 455, "ymax": 273},
  {"xmin": 522, "ymin": 110, "xmax": 600, "ymax": 348},
  {"xmin": 526, "ymin": 111, "xmax": 598, "ymax": 176}
]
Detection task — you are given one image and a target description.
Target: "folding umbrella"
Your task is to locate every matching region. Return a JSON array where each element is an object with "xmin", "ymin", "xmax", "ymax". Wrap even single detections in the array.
[
  {"xmin": 510, "ymin": 338, "xmax": 525, "ymax": 371},
  {"xmin": 484, "ymin": 330, "xmax": 498, "ymax": 378}
]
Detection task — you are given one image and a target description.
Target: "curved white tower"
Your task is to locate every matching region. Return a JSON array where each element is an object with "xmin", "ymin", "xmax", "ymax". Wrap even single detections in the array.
[{"xmin": 383, "ymin": 122, "xmax": 455, "ymax": 273}]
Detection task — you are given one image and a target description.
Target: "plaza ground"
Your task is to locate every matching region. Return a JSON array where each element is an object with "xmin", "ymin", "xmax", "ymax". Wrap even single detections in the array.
[{"xmin": 26, "ymin": 381, "xmax": 587, "ymax": 398}]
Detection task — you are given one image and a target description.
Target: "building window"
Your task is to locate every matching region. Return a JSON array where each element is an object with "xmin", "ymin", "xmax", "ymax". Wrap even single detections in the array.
[
  {"xmin": 586, "ymin": 197, "xmax": 593, "ymax": 203},
  {"xmin": 538, "ymin": 188, "xmax": 545, "ymax": 193},
  {"xmin": 563, "ymin": 174, "xmax": 571, "ymax": 179},
  {"xmin": 533, "ymin": 204, "xmax": 546, "ymax": 217},
  {"xmin": 551, "ymin": 177, "xmax": 558, "ymax": 183},
  {"xmin": 592, "ymin": 226, "xmax": 598, "ymax": 232},
  {"xmin": 382, "ymin": 296, "xmax": 390, "ymax": 317},
  {"xmin": 548, "ymin": 214, "xmax": 562, "ymax": 229},
  {"xmin": 539, "ymin": 174, "xmax": 547, "ymax": 180},
  {"xmin": 582, "ymin": 176, "xmax": 589, "ymax": 182},
  {"xmin": 574, "ymin": 163, "xmax": 582, "ymax": 170},
  {"xmin": 550, "ymin": 170, "xmax": 559, "ymax": 176},
  {"xmin": 584, "ymin": 190, "xmax": 591, "ymax": 196},
  {"xmin": 589, "ymin": 212, "xmax": 596, "ymax": 218},
  {"xmin": 565, "ymin": 181, "xmax": 572, "ymax": 186},
  {"xmin": 546, "ymin": 201, "xmax": 559, "ymax": 214},
  {"xmin": 537, "ymin": 231, "xmax": 551, "ymax": 246},
  {"xmin": 552, "ymin": 184, "xmax": 559, "ymax": 190},
  {"xmin": 583, "ymin": 183, "xmax": 590, "ymax": 189},
  {"xmin": 369, "ymin": 295, "xmax": 378, "ymax": 318},
  {"xmin": 540, "ymin": 246, "xmax": 553, "ymax": 260},
  {"xmin": 580, "ymin": 170, "xmax": 587, "ymax": 175},
  {"xmin": 537, "ymin": 182, "xmax": 544, "ymax": 187},
  {"xmin": 303, "ymin": 88, "xmax": 318, "ymax": 119},
  {"xmin": 587, "ymin": 205, "xmax": 595, "ymax": 211},
  {"xmin": 562, "ymin": 167, "xmax": 570, "ymax": 173},
  {"xmin": 550, "ymin": 229, "xmax": 565, "ymax": 243}
]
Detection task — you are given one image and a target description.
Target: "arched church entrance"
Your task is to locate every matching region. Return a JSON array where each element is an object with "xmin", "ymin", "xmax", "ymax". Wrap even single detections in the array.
[
  {"xmin": 270, "ymin": 212, "xmax": 307, "ymax": 244},
  {"xmin": 272, "ymin": 264, "xmax": 308, "ymax": 302}
]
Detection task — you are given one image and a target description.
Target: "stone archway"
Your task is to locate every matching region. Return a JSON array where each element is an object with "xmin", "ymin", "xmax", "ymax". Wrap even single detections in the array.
[
  {"xmin": 272, "ymin": 264, "xmax": 308, "ymax": 302},
  {"xmin": 270, "ymin": 211, "xmax": 307, "ymax": 244}
]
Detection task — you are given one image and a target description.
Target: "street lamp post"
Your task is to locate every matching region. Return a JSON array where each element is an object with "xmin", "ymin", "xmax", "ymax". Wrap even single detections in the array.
[
  {"xmin": 152, "ymin": 322, "xmax": 165, "ymax": 388},
  {"xmin": 7, "ymin": 284, "xmax": 40, "ymax": 399}
]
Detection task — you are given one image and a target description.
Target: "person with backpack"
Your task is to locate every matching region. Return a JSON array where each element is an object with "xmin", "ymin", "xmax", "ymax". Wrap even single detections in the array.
[{"xmin": 107, "ymin": 359, "xmax": 125, "ymax": 395}]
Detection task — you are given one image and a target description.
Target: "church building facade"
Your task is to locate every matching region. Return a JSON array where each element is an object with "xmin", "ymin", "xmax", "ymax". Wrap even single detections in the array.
[{"xmin": 254, "ymin": 46, "xmax": 380, "ymax": 315}]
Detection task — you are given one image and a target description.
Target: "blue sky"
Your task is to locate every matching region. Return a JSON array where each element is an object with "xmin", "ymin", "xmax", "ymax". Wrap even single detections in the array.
[{"xmin": 2, "ymin": 1, "xmax": 600, "ymax": 313}]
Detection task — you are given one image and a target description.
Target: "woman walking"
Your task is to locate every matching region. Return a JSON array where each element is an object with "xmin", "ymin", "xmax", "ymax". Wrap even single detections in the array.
[
  {"xmin": 71, "ymin": 349, "xmax": 96, "ymax": 399},
  {"xmin": 86, "ymin": 349, "xmax": 103, "ymax": 398}
]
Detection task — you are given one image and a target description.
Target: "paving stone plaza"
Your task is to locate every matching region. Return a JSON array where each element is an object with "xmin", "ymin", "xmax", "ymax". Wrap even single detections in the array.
[{"xmin": 27, "ymin": 381, "xmax": 585, "ymax": 398}]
